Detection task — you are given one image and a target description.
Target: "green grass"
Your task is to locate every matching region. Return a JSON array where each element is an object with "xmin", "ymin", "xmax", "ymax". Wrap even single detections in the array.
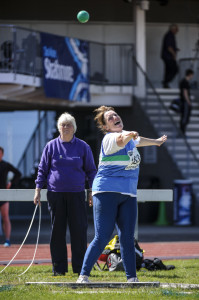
[{"xmin": 0, "ymin": 260, "xmax": 199, "ymax": 299}]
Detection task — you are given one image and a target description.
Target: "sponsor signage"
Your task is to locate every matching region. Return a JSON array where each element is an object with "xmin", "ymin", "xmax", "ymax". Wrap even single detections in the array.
[{"xmin": 41, "ymin": 32, "xmax": 90, "ymax": 102}]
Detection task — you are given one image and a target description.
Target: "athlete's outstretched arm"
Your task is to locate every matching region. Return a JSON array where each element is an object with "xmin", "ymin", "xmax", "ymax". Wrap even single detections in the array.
[{"xmin": 136, "ymin": 135, "xmax": 167, "ymax": 147}]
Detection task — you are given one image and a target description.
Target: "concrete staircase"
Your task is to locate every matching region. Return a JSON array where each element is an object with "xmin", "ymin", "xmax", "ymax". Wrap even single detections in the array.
[{"xmin": 139, "ymin": 88, "xmax": 199, "ymax": 200}]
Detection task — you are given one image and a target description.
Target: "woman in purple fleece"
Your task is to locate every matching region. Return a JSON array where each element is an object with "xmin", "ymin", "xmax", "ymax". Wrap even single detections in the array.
[{"xmin": 34, "ymin": 112, "xmax": 96, "ymax": 276}]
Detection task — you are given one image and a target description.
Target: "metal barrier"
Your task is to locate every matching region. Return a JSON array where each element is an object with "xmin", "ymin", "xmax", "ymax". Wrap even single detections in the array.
[
  {"xmin": 0, "ymin": 24, "xmax": 135, "ymax": 86},
  {"xmin": 0, "ymin": 25, "xmax": 41, "ymax": 76},
  {"xmin": 0, "ymin": 189, "xmax": 173, "ymax": 239},
  {"xmin": 89, "ymin": 42, "xmax": 135, "ymax": 85},
  {"xmin": 0, "ymin": 189, "xmax": 173, "ymax": 203}
]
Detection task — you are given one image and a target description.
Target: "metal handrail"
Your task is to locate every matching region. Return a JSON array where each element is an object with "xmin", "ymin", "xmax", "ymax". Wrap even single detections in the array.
[
  {"xmin": 132, "ymin": 54, "xmax": 199, "ymax": 167},
  {"xmin": 0, "ymin": 24, "xmax": 135, "ymax": 86},
  {"xmin": 0, "ymin": 24, "xmax": 41, "ymax": 34},
  {"xmin": 17, "ymin": 112, "xmax": 47, "ymax": 175}
]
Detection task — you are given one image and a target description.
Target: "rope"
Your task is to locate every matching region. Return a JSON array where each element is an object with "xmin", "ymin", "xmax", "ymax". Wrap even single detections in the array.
[
  {"xmin": 18, "ymin": 204, "xmax": 41, "ymax": 276},
  {"xmin": 0, "ymin": 204, "xmax": 41, "ymax": 274}
]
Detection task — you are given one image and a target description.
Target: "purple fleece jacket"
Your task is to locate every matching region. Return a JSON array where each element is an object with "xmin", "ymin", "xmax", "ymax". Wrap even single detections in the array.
[{"xmin": 35, "ymin": 136, "xmax": 97, "ymax": 192}]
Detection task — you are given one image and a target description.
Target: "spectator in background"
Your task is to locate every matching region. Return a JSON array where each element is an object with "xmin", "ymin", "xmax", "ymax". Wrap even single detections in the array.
[
  {"xmin": 33, "ymin": 112, "xmax": 96, "ymax": 276},
  {"xmin": 161, "ymin": 24, "xmax": 179, "ymax": 88},
  {"xmin": 179, "ymin": 69, "xmax": 194, "ymax": 135},
  {"xmin": 0, "ymin": 146, "xmax": 21, "ymax": 247}
]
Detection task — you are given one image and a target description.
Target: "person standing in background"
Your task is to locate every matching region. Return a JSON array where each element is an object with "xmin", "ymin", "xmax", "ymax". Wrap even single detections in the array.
[
  {"xmin": 0, "ymin": 146, "xmax": 21, "ymax": 247},
  {"xmin": 179, "ymin": 69, "xmax": 194, "ymax": 135},
  {"xmin": 34, "ymin": 112, "xmax": 96, "ymax": 276},
  {"xmin": 161, "ymin": 24, "xmax": 179, "ymax": 88}
]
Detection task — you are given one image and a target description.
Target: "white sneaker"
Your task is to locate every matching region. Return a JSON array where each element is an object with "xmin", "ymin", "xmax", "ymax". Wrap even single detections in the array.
[
  {"xmin": 3, "ymin": 241, "xmax": 11, "ymax": 247},
  {"xmin": 76, "ymin": 275, "xmax": 90, "ymax": 283},
  {"xmin": 127, "ymin": 277, "xmax": 139, "ymax": 283}
]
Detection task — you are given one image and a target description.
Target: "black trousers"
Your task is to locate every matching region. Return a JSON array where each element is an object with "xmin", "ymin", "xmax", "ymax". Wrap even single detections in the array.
[
  {"xmin": 163, "ymin": 58, "xmax": 178, "ymax": 85},
  {"xmin": 180, "ymin": 102, "xmax": 192, "ymax": 134},
  {"xmin": 47, "ymin": 191, "xmax": 88, "ymax": 274}
]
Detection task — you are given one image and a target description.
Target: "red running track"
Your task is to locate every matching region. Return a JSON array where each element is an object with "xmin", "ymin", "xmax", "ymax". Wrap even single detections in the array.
[{"xmin": 0, "ymin": 242, "xmax": 199, "ymax": 266}]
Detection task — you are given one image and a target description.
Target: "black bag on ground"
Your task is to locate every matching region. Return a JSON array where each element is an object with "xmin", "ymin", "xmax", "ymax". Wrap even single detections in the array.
[
  {"xmin": 169, "ymin": 98, "xmax": 182, "ymax": 113},
  {"xmin": 142, "ymin": 258, "xmax": 175, "ymax": 271},
  {"xmin": 96, "ymin": 235, "xmax": 175, "ymax": 272}
]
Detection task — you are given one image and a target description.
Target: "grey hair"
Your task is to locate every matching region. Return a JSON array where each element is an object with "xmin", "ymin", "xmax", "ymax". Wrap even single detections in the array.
[{"xmin": 57, "ymin": 112, "xmax": 77, "ymax": 133}]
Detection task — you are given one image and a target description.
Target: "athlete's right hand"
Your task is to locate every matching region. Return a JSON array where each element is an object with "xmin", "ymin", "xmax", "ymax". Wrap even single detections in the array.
[{"xmin": 126, "ymin": 131, "xmax": 139, "ymax": 140}]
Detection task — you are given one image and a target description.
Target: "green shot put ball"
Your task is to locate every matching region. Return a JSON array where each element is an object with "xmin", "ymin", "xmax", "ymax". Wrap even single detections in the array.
[{"xmin": 77, "ymin": 10, "xmax": 90, "ymax": 23}]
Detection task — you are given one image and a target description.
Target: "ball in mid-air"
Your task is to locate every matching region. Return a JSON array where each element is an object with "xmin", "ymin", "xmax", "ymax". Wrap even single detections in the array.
[{"xmin": 77, "ymin": 10, "xmax": 90, "ymax": 23}]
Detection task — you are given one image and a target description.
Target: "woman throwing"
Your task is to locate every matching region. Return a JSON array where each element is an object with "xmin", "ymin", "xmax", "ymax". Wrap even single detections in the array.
[{"xmin": 77, "ymin": 106, "xmax": 167, "ymax": 283}]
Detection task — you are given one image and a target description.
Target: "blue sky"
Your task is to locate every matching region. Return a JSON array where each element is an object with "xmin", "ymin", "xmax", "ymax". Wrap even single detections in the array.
[{"xmin": 0, "ymin": 111, "xmax": 38, "ymax": 167}]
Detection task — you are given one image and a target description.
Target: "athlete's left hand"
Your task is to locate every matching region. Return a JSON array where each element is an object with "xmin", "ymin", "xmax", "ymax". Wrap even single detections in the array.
[{"xmin": 156, "ymin": 135, "xmax": 167, "ymax": 146}]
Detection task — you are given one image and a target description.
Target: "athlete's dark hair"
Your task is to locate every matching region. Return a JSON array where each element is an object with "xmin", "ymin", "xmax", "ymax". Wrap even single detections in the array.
[{"xmin": 94, "ymin": 106, "xmax": 115, "ymax": 133}]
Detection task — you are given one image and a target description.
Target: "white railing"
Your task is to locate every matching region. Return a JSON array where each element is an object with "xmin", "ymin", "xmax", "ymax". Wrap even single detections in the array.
[
  {"xmin": 0, "ymin": 189, "xmax": 173, "ymax": 239},
  {"xmin": 0, "ymin": 189, "xmax": 173, "ymax": 203}
]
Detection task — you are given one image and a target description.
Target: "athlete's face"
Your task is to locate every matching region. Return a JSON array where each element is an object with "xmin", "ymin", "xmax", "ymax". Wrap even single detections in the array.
[{"xmin": 103, "ymin": 110, "xmax": 123, "ymax": 133}]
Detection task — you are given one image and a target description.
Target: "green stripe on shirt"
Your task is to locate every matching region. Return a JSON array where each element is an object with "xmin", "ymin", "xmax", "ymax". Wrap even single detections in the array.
[{"xmin": 101, "ymin": 155, "xmax": 129, "ymax": 162}]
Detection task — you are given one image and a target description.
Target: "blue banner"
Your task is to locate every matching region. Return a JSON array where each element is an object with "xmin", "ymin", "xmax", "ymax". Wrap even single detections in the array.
[{"xmin": 40, "ymin": 32, "xmax": 90, "ymax": 102}]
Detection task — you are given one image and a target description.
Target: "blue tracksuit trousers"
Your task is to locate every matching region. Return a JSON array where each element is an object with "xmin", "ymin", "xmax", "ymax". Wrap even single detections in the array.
[{"xmin": 80, "ymin": 192, "xmax": 137, "ymax": 279}]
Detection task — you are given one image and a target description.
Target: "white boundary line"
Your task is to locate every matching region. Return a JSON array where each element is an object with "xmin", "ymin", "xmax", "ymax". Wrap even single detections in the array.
[
  {"xmin": 26, "ymin": 281, "xmax": 160, "ymax": 288},
  {"xmin": 25, "ymin": 282, "xmax": 199, "ymax": 290}
]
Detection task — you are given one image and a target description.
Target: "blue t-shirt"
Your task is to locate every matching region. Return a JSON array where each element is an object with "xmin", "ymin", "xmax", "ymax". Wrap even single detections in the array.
[{"xmin": 92, "ymin": 132, "xmax": 141, "ymax": 197}]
